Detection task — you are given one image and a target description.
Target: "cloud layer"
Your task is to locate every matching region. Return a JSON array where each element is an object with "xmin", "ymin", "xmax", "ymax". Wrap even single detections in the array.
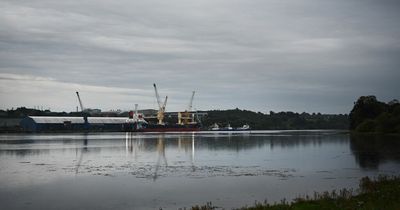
[{"xmin": 1, "ymin": 0, "xmax": 400, "ymax": 113}]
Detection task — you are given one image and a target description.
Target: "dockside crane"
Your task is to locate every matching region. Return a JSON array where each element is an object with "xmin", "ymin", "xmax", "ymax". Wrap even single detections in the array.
[
  {"xmin": 188, "ymin": 91, "xmax": 195, "ymax": 113},
  {"xmin": 153, "ymin": 83, "xmax": 168, "ymax": 125},
  {"xmin": 76, "ymin": 91, "xmax": 85, "ymax": 112},
  {"xmin": 75, "ymin": 91, "xmax": 90, "ymax": 127},
  {"xmin": 178, "ymin": 91, "xmax": 196, "ymax": 125}
]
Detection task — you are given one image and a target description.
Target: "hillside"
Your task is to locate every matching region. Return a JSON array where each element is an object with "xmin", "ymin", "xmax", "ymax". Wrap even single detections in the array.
[{"xmin": 201, "ymin": 108, "xmax": 348, "ymax": 130}]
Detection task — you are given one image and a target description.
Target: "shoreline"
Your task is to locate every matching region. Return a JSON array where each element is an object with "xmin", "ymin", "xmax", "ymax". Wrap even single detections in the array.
[{"xmin": 190, "ymin": 176, "xmax": 400, "ymax": 210}]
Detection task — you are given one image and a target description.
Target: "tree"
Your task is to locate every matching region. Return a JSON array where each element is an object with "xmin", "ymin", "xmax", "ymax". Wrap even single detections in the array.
[
  {"xmin": 350, "ymin": 96, "xmax": 400, "ymax": 133},
  {"xmin": 349, "ymin": 96, "xmax": 387, "ymax": 130}
]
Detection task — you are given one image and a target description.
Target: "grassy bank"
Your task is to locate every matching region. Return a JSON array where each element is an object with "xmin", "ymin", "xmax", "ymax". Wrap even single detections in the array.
[{"xmin": 191, "ymin": 176, "xmax": 400, "ymax": 210}]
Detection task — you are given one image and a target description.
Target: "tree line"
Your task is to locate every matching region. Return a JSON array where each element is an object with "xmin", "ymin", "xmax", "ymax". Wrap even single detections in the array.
[
  {"xmin": 4, "ymin": 95, "xmax": 400, "ymax": 132},
  {"xmin": 201, "ymin": 108, "xmax": 349, "ymax": 130},
  {"xmin": 1, "ymin": 107, "xmax": 350, "ymax": 130}
]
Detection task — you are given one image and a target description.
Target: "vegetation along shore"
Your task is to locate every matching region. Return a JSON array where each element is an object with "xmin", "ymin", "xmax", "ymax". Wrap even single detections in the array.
[
  {"xmin": 350, "ymin": 96, "xmax": 400, "ymax": 134},
  {"xmin": 190, "ymin": 175, "xmax": 400, "ymax": 210}
]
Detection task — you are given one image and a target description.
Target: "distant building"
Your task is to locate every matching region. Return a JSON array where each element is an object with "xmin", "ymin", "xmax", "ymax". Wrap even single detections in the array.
[
  {"xmin": 84, "ymin": 108, "xmax": 102, "ymax": 114},
  {"xmin": 20, "ymin": 116, "xmax": 129, "ymax": 132}
]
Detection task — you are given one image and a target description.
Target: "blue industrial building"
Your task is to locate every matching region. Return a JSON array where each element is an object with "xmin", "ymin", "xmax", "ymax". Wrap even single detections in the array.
[{"xmin": 20, "ymin": 116, "xmax": 130, "ymax": 132}]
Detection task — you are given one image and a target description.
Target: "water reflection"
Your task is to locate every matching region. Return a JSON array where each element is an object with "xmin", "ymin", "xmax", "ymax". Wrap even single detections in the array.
[
  {"xmin": 1, "ymin": 131, "xmax": 400, "ymax": 176},
  {"xmin": 117, "ymin": 132, "xmax": 400, "ymax": 172},
  {"xmin": 75, "ymin": 133, "xmax": 88, "ymax": 174},
  {"xmin": 125, "ymin": 132, "xmax": 143, "ymax": 160},
  {"xmin": 0, "ymin": 132, "xmax": 347, "ymax": 154},
  {"xmin": 178, "ymin": 134, "xmax": 196, "ymax": 172},
  {"xmin": 2, "ymin": 131, "xmax": 400, "ymax": 210},
  {"xmin": 350, "ymin": 133, "xmax": 400, "ymax": 169},
  {"xmin": 153, "ymin": 135, "xmax": 168, "ymax": 180},
  {"xmin": 124, "ymin": 132, "xmax": 197, "ymax": 180}
]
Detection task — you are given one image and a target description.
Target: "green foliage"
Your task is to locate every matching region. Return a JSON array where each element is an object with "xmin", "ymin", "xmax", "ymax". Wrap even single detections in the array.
[
  {"xmin": 233, "ymin": 176, "xmax": 400, "ymax": 210},
  {"xmin": 190, "ymin": 202, "xmax": 217, "ymax": 210},
  {"xmin": 356, "ymin": 119, "xmax": 376, "ymax": 132},
  {"xmin": 395, "ymin": 125, "xmax": 400, "ymax": 133},
  {"xmin": 190, "ymin": 176, "xmax": 400, "ymax": 210},
  {"xmin": 202, "ymin": 109, "xmax": 349, "ymax": 130},
  {"xmin": 349, "ymin": 96, "xmax": 387, "ymax": 130},
  {"xmin": 350, "ymin": 96, "xmax": 400, "ymax": 133}
]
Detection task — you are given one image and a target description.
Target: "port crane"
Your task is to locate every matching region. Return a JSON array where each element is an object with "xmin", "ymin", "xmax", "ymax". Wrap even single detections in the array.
[
  {"xmin": 188, "ymin": 91, "xmax": 195, "ymax": 112},
  {"xmin": 153, "ymin": 83, "xmax": 168, "ymax": 125},
  {"xmin": 76, "ymin": 91, "xmax": 85, "ymax": 112},
  {"xmin": 178, "ymin": 91, "xmax": 196, "ymax": 125},
  {"xmin": 75, "ymin": 91, "xmax": 101, "ymax": 115}
]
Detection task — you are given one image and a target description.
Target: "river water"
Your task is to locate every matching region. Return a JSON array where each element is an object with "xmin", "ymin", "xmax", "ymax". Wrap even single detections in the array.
[{"xmin": 1, "ymin": 130, "xmax": 400, "ymax": 209}]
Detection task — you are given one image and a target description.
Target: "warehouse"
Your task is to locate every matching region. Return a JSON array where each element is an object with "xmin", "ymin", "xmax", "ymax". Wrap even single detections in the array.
[{"xmin": 20, "ymin": 116, "xmax": 129, "ymax": 132}]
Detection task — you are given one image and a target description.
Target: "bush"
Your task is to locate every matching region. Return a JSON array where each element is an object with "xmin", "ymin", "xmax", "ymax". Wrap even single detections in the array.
[
  {"xmin": 350, "ymin": 96, "xmax": 400, "ymax": 133},
  {"xmin": 356, "ymin": 119, "xmax": 376, "ymax": 132}
]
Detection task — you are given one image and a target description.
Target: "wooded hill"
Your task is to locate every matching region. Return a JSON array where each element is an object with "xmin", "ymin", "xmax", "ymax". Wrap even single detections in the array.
[{"xmin": 201, "ymin": 109, "xmax": 348, "ymax": 130}]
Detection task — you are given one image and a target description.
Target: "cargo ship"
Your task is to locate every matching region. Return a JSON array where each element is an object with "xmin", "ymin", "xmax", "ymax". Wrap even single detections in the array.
[
  {"xmin": 122, "ymin": 108, "xmax": 201, "ymax": 132},
  {"xmin": 123, "ymin": 121, "xmax": 201, "ymax": 132},
  {"xmin": 123, "ymin": 84, "xmax": 201, "ymax": 132}
]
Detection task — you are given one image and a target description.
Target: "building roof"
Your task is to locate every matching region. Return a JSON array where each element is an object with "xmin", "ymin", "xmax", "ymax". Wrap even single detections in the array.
[
  {"xmin": 27, "ymin": 116, "xmax": 129, "ymax": 124},
  {"xmin": 87, "ymin": 117, "xmax": 128, "ymax": 124}
]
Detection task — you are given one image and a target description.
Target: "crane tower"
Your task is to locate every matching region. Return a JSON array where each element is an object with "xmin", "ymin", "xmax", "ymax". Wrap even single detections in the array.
[{"xmin": 153, "ymin": 83, "xmax": 168, "ymax": 125}]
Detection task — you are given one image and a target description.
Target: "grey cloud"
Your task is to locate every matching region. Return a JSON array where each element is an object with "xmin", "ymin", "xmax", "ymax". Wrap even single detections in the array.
[{"xmin": 1, "ymin": 0, "xmax": 399, "ymax": 113}]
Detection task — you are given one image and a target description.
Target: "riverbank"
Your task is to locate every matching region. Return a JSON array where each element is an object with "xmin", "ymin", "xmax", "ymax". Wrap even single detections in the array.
[{"xmin": 191, "ymin": 176, "xmax": 400, "ymax": 210}]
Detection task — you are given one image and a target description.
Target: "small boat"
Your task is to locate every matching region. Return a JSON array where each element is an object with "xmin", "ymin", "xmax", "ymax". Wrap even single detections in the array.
[
  {"xmin": 210, "ymin": 123, "xmax": 220, "ymax": 131},
  {"xmin": 223, "ymin": 124, "xmax": 234, "ymax": 131},
  {"xmin": 209, "ymin": 123, "xmax": 251, "ymax": 131},
  {"xmin": 236, "ymin": 124, "xmax": 251, "ymax": 131}
]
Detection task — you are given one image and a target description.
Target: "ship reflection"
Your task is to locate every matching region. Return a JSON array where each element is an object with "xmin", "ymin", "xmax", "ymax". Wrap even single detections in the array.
[
  {"xmin": 153, "ymin": 135, "xmax": 168, "ymax": 180},
  {"xmin": 179, "ymin": 133, "xmax": 196, "ymax": 172},
  {"xmin": 125, "ymin": 132, "xmax": 145, "ymax": 161},
  {"xmin": 75, "ymin": 133, "xmax": 88, "ymax": 174},
  {"xmin": 124, "ymin": 132, "xmax": 196, "ymax": 180}
]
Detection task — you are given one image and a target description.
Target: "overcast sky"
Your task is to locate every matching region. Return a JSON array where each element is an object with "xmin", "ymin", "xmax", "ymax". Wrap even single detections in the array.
[{"xmin": 1, "ymin": 0, "xmax": 399, "ymax": 114}]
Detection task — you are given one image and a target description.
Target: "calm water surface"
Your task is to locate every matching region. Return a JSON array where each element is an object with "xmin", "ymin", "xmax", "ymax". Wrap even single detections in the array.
[{"xmin": 1, "ymin": 130, "xmax": 400, "ymax": 209}]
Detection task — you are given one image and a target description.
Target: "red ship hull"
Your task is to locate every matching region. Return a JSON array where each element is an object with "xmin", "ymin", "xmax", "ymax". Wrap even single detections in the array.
[
  {"xmin": 123, "ymin": 122, "xmax": 201, "ymax": 132},
  {"xmin": 138, "ymin": 127, "xmax": 200, "ymax": 132}
]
